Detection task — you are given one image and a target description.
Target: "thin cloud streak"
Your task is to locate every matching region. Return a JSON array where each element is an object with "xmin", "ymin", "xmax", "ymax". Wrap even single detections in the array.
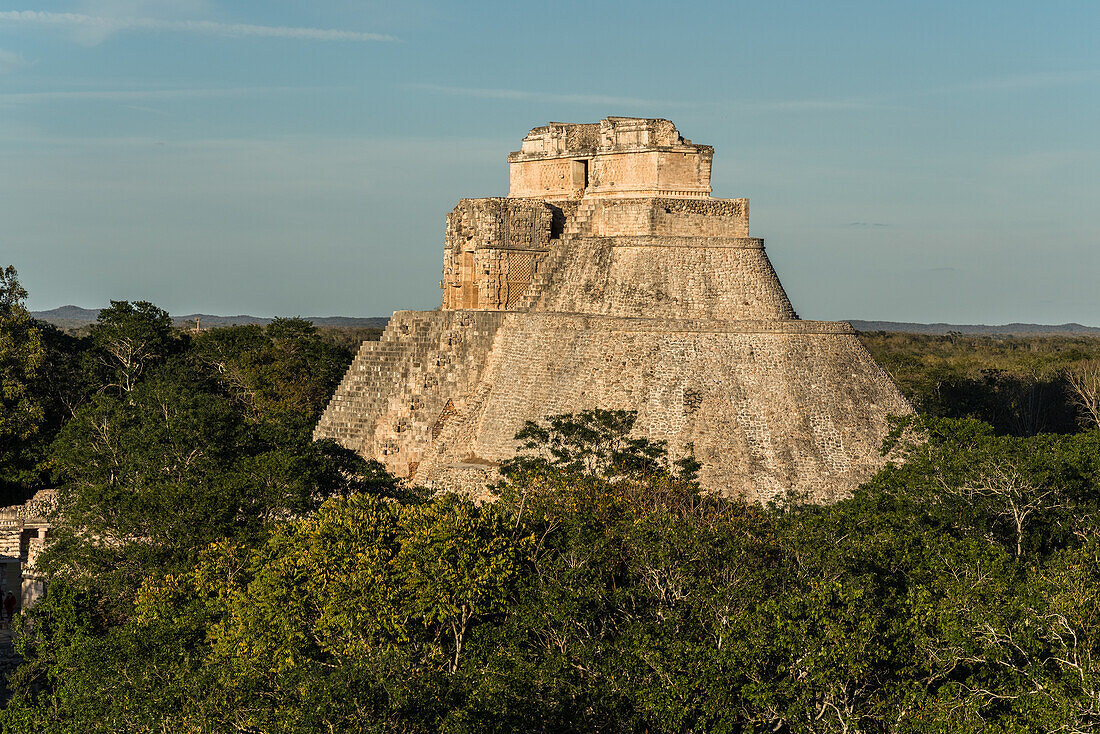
[
  {"xmin": 0, "ymin": 85, "xmax": 341, "ymax": 104},
  {"xmin": 926, "ymin": 69, "xmax": 1100, "ymax": 95},
  {"xmin": 728, "ymin": 69, "xmax": 1100, "ymax": 113},
  {"xmin": 719, "ymin": 69, "xmax": 1100, "ymax": 113},
  {"xmin": 408, "ymin": 83, "xmax": 691, "ymax": 109},
  {"xmin": 0, "ymin": 48, "xmax": 28, "ymax": 72},
  {"xmin": 0, "ymin": 131, "xmax": 506, "ymax": 156},
  {"xmin": 0, "ymin": 10, "xmax": 397, "ymax": 42},
  {"xmin": 412, "ymin": 83, "xmax": 883, "ymax": 114},
  {"xmin": 121, "ymin": 104, "xmax": 172, "ymax": 116},
  {"xmin": 736, "ymin": 98, "xmax": 880, "ymax": 112},
  {"xmin": 413, "ymin": 73, "xmax": 1093, "ymax": 116}
]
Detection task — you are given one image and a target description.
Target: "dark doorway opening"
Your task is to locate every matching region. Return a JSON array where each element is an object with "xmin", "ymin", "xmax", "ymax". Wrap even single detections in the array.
[{"xmin": 572, "ymin": 159, "xmax": 589, "ymax": 191}]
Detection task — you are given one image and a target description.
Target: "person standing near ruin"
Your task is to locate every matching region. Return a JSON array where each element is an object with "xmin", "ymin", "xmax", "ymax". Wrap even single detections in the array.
[{"xmin": 4, "ymin": 591, "xmax": 16, "ymax": 621}]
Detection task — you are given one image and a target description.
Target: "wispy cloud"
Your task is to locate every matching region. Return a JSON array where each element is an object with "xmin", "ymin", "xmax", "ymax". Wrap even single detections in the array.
[
  {"xmin": 0, "ymin": 48, "xmax": 29, "ymax": 72},
  {"xmin": 413, "ymin": 71, "xmax": 1096, "ymax": 116},
  {"xmin": 0, "ymin": 10, "xmax": 396, "ymax": 42},
  {"xmin": 928, "ymin": 69, "xmax": 1100, "ymax": 95},
  {"xmin": 739, "ymin": 98, "xmax": 879, "ymax": 112},
  {"xmin": 715, "ymin": 70, "xmax": 1100, "ymax": 113},
  {"xmin": 411, "ymin": 83, "xmax": 886, "ymax": 114},
  {"xmin": 844, "ymin": 221, "xmax": 890, "ymax": 228},
  {"xmin": 121, "ymin": 104, "xmax": 171, "ymax": 116},
  {"xmin": 408, "ymin": 83, "xmax": 690, "ymax": 109},
  {"xmin": 0, "ymin": 85, "xmax": 340, "ymax": 104}
]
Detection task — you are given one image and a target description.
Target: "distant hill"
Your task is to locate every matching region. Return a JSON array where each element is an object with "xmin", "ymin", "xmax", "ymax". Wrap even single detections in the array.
[
  {"xmin": 30, "ymin": 305, "xmax": 103, "ymax": 330},
  {"xmin": 173, "ymin": 314, "xmax": 391, "ymax": 329},
  {"xmin": 30, "ymin": 307, "xmax": 1100, "ymax": 337},
  {"xmin": 31, "ymin": 306, "xmax": 390, "ymax": 331},
  {"xmin": 30, "ymin": 305, "xmax": 100, "ymax": 330},
  {"xmin": 848, "ymin": 320, "xmax": 1100, "ymax": 336}
]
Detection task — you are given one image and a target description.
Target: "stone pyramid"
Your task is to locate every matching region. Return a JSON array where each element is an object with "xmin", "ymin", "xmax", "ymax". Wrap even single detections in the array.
[{"xmin": 315, "ymin": 117, "xmax": 911, "ymax": 502}]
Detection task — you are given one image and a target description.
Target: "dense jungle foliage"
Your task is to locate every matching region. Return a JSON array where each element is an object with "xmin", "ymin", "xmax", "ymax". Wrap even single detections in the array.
[
  {"xmin": 859, "ymin": 330, "xmax": 1100, "ymax": 437},
  {"xmin": 4, "ymin": 265, "xmax": 1100, "ymax": 732}
]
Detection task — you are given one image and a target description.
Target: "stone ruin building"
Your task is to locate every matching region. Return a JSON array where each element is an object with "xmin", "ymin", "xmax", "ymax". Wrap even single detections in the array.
[
  {"xmin": 0, "ymin": 489, "xmax": 53, "ymax": 611},
  {"xmin": 315, "ymin": 117, "xmax": 911, "ymax": 502}
]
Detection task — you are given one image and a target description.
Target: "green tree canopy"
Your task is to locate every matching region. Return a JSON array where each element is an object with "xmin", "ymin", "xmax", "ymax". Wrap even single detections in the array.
[
  {"xmin": 192, "ymin": 318, "xmax": 351, "ymax": 429},
  {"xmin": 87, "ymin": 300, "xmax": 179, "ymax": 394},
  {"xmin": 0, "ymin": 265, "xmax": 46, "ymax": 496},
  {"xmin": 8, "ymin": 329, "xmax": 1100, "ymax": 732}
]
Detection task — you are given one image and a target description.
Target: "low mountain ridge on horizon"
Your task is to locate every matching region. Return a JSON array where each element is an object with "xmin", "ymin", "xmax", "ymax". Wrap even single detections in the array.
[
  {"xmin": 28, "ymin": 307, "xmax": 1100, "ymax": 336},
  {"xmin": 31, "ymin": 305, "xmax": 389, "ymax": 330},
  {"xmin": 847, "ymin": 320, "xmax": 1100, "ymax": 336}
]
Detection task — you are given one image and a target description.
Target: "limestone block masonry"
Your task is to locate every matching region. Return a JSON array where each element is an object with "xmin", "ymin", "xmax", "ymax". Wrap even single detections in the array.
[
  {"xmin": 315, "ymin": 117, "xmax": 912, "ymax": 503},
  {"xmin": 0, "ymin": 489, "xmax": 54, "ymax": 610}
]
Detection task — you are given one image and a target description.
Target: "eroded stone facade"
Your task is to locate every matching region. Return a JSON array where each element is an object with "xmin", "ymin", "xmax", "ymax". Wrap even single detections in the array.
[
  {"xmin": 316, "ymin": 117, "xmax": 912, "ymax": 502},
  {"xmin": 0, "ymin": 489, "xmax": 54, "ymax": 611}
]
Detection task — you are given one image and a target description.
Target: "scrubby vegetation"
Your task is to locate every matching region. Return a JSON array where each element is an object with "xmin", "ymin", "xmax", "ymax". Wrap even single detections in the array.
[
  {"xmin": 859, "ymin": 330, "xmax": 1100, "ymax": 436},
  {"xmin": 5, "ymin": 265, "xmax": 1100, "ymax": 732}
]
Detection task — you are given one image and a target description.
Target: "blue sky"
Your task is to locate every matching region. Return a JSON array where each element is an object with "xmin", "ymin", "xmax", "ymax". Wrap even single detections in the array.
[{"xmin": 1, "ymin": 1, "xmax": 1098, "ymax": 323}]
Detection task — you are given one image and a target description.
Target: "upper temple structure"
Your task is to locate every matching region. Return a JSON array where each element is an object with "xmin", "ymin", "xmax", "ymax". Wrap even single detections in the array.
[{"xmin": 315, "ymin": 117, "xmax": 912, "ymax": 502}]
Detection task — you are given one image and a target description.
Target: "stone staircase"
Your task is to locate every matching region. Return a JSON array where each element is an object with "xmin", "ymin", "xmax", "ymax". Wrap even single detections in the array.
[
  {"xmin": 514, "ymin": 240, "xmax": 574, "ymax": 311},
  {"xmin": 313, "ymin": 316, "xmax": 428, "ymax": 445},
  {"xmin": 315, "ymin": 311, "xmax": 510, "ymax": 480},
  {"xmin": 562, "ymin": 200, "xmax": 597, "ymax": 238},
  {"xmin": 514, "ymin": 200, "xmax": 597, "ymax": 311}
]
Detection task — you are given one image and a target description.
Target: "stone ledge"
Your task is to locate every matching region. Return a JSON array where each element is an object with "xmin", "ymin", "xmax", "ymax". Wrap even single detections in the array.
[
  {"xmin": 564, "ymin": 235, "xmax": 765, "ymax": 249},
  {"xmin": 421, "ymin": 309, "xmax": 854, "ymax": 334},
  {"xmin": 513, "ymin": 314, "xmax": 855, "ymax": 334},
  {"xmin": 507, "ymin": 145, "xmax": 711, "ymax": 162}
]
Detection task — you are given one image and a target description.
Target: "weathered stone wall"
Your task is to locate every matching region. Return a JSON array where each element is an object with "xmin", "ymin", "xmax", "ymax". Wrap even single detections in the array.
[
  {"xmin": 508, "ymin": 117, "xmax": 713, "ymax": 200},
  {"xmin": 315, "ymin": 310, "xmax": 506, "ymax": 479},
  {"xmin": 443, "ymin": 248, "xmax": 550, "ymax": 310},
  {"xmin": 586, "ymin": 150, "xmax": 712, "ymax": 199},
  {"xmin": 0, "ymin": 489, "xmax": 54, "ymax": 611},
  {"xmin": 515, "ymin": 122, "xmax": 600, "ymax": 157},
  {"xmin": 441, "ymin": 198, "xmax": 556, "ymax": 310},
  {"xmin": 651, "ymin": 197, "xmax": 746, "ymax": 236},
  {"xmin": 410, "ymin": 314, "xmax": 909, "ymax": 503},
  {"xmin": 439, "ymin": 196, "xmax": 751, "ymax": 311},
  {"xmin": 653, "ymin": 149, "xmax": 713, "ymax": 195},
  {"xmin": 511, "ymin": 118, "xmax": 687, "ymax": 159},
  {"xmin": 529, "ymin": 237, "xmax": 797, "ymax": 320},
  {"xmin": 582, "ymin": 198, "xmax": 748, "ymax": 238},
  {"xmin": 0, "ymin": 513, "xmax": 20, "ymax": 563},
  {"xmin": 445, "ymin": 198, "xmax": 556, "ymax": 252},
  {"xmin": 508, "ymin": 158, "xmax": 582, "ymax": 201},
  {"xmin": 510, "ymin": 150, "xmax": 714, "ymax": 200}
]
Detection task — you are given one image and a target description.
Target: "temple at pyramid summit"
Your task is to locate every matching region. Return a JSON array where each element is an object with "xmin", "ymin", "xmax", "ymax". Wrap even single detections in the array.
[{"xmin": 315, "ymin": 117, "xmax": 912, "ymax": 502}]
